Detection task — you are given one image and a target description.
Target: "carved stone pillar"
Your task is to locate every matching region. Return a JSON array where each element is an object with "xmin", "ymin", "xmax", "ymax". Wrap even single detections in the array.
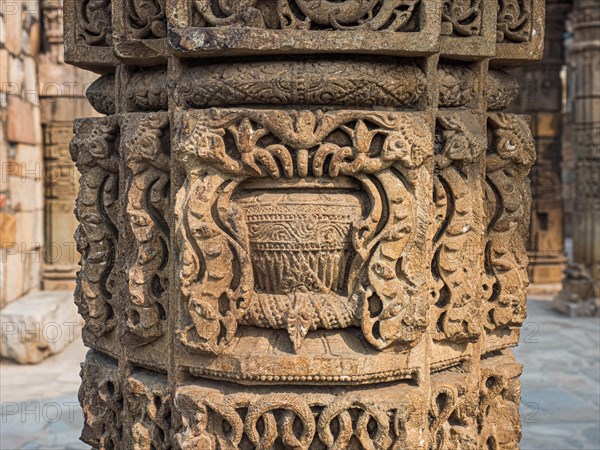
[
  {"xmin": 512, "ymin": 0, "xmax": 569, "ymax": 287},
  {"xmin": 64, "ymin": 0, "xmax": 543, "ymax": 448},
  {"xmin": 554, "ymin": 0, "xmax": 600, "ymax": 316}
]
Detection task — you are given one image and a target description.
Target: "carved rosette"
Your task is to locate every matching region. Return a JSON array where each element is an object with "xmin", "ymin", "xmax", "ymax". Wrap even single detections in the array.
[{"xmin": 67, "ymin": 0, "xmax": 542, "ymax": 448}]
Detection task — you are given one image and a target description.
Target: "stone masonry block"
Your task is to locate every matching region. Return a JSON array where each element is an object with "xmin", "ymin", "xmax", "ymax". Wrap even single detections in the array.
[{"xmin": 0, "ymin": 290, "xmax": 81, "ymax": 363}]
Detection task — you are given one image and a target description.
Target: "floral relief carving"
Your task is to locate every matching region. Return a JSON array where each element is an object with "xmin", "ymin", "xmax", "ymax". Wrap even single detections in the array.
[
  {"xmin": 441, "ymin": 0, "xmax": 482, "ymax": 36},
  {"xmin": 432, "ymin": 115, "xmax": 486, "ymax": 343},
  {"xmin": 126, "ymin": 372, "xmax": 172, "ymax": 450},
  {"xmin": 78, "ymin": 0, "xmax": 113, "ymax": 46},
  {"xmin": 71, "ymin": 117, "xmax": 120, "ymax": 339},
  {"xmin": 79, "ymin": 352, "xmax": 124, "ymax": 449},
  {"xmin": 483, "ymin": 113, "xmax": 535, "ymax": 332},
  {"xmin": 121, "ymin": 113, "xmax": 171, "ymax": 346},
  {"xmin": 66, "ymin": 0, "xmax": 543, "ymax": 445},
  {"xmin": 174, "ymin": 385, "xmax": 425, "ymax": 450},
  {"xmin": 127, "ymin": 0, "xmax": 167, "ymax": 39},
  {"xmin": 192, "ymin": 0, "xmax": 422, "ymax": 31},
  {"xmin": 496, "ymin": 0, "xmax": 532, "ymax": 43},
  {"xmin": 175, "ymin": 109, "xmax": 435, "ymax": 353},
  {"xmin": 179, "ymin": 61, "xmax": 426, "ymax": 109}
]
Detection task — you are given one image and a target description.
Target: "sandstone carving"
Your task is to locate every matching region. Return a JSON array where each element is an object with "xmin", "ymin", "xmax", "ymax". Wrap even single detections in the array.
[{"xmin": 65, "ymin": 0, "xmax": 543, "ymax": 447}]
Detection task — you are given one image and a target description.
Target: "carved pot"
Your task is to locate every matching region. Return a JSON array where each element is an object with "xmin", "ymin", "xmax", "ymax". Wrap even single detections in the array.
[{"xmin": 236, "ymin": 180, "xmax": 364, "ymax": 295}]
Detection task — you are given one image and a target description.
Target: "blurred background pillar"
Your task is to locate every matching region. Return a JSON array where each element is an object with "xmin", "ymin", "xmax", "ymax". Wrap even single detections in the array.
[
  {"xmin": 554, "ymin": 0, "xmax": 600, "ymax": 316},
  {"xmin": 512, "ymin": 0, "xmax": 570, "ymax": 290},
  {"xmin": 39, "ymin": 0, "xmax": 98, "ymax": 290}
]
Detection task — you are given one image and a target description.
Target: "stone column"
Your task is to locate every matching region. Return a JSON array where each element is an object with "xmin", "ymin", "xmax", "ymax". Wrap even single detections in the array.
[
  {"xmin": 39, "ymin": 0, "xmax": 98, "ymax": 290},
  {"xmin": 554, "ymin": 0, "xmax": 600, "ymax": 316},
  {"xmin": 64, "ymin": 0, "xmax": 543, "ymax": 447},
  {"xmin": 512, "ymin": 0, "xmax": 569, "ymax": 288}
]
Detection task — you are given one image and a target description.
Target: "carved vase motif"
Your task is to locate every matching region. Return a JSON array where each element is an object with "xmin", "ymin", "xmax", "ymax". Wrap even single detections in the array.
[{"xmin": 237, "ymin": 181, "xmax": 364, "ymax": 296}]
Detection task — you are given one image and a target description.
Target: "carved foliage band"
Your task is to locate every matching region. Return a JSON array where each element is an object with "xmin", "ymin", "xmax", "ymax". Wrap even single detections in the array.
[
  {"xmin": 121, "ymin": 113, "xmax": 171, "ymax": 346},
  {"xmin": 71, "ymin": 117, "xmax": 120, "ymax": 340},
  {"xmin": 433, "ymin": 113, "xmax": 486, "ymax": 343},
  {"xmin": 484, "ymin": 113, "xmax": 535, "ymax": 334},
  {"xmin": 179, "ymin": 60, "xmax": 426, "ymax": 109},
  {"xmin": 192, "ymin": 0, "xmax": 422, "ymax": 31},
  {"xmin": 86, "ymin": 66, "xmax": 520, "ymax": 115},
  {"xmin": 174, "ymin": 384, "xmax": 425, "ymax": 450}
]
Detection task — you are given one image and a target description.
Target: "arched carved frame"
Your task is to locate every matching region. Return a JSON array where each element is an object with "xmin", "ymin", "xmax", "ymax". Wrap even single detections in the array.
[{"xmin": 175, "ymin": 108, "xmax": 437, "ymax": 355}]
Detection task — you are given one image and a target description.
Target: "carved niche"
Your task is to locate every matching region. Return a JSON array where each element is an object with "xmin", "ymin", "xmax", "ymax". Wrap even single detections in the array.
[{"xmin": 175, "ymin": 109, "xmax": 436, "ymax": 354}]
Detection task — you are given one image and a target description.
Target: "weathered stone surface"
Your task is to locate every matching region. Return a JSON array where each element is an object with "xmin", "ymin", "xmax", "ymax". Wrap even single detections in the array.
[
  {"xmin": 0, "ymin": 290, "xmax": 81, "ymax": 364},
  {"xmin": 6, "ymin": 97, "xmax": 40, "ymax": 145},
  {"xmin": 65, "ymin": 0, "xmax": 543, "ymax": 447}
]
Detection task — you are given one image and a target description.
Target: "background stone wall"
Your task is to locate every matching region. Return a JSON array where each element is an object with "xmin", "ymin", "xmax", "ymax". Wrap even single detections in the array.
[
  {"xmin": 1, "ymin": 0, "xmax": 44, "ymax": 307},
  {"xmin": 1, "ymin": 0, "xmax": 98, "ymax": 307}
]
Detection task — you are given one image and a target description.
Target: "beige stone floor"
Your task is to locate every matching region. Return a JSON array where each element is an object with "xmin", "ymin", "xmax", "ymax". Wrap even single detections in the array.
[{"xmin": 1, "ymin": 297, "xmax": 599, "ymax": 450}]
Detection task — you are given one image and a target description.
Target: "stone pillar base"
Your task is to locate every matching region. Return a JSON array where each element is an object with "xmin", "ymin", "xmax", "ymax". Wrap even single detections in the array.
[
  {"xmin": 553, "ymin": 296, "xmax": 599, "ymax": 317},
  {"xmin": 553, "ymin": 264, "xmax": 600, "ymax": 317},
  {"xmin": 527, "ymin": 283, "xmax": 563, "ymax": 296},
  {"xmin": 528, "ymin": 253, "xmax": 567, "ymax": 285},
  {"xmin": 0, "ymin": 290, "xmax": 81, "ymax": 364},
  {"xmin": 43, "ymin": 267, "xmax": 78, "ymax": 291}
]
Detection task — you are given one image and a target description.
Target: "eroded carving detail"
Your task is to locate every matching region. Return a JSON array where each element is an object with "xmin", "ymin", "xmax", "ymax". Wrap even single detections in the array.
[
  {"xmin": 126, "ymin": 69, "xmax": 169, "ymax": 111},
  {"xmin": 429, "ymin": 372, "xmax": 478, "ymax": 449},
  {"xmin": 497, "ymin": 0, "xmax": 532, "ymax": 43},
  {"xmin": 86, "ymin": 74, "xmax": 116, "ymax": 115},
  {"xmin": 484, "ymin": 113, "xmax": 535, "ymax": 333},
  {"xmin": 442, "ymin": 0, "xmax": 482, "ymax": 36},
  {"xmin": 433, "ymin": 114, "xmax": 486, "ymax": 342},
  {"xmin": 71, "ymin": 117, "xmax": 120, "ymax": 339},
  {"xmin": 79, "ymin": 352, "xmax": 123, "ymax": 449},
  {"xmin": 127, "ymin": 0, "xmax": 166, "ymax": 39},
  {"xmin": 121, "ymin": 113, "xmax": 170, "ymax": 346},
  {"xmin": 438, "ymin": 64, "xmax": 476, "ymax": 108},
  {"xmin": 479, "ymin": 352, "xmax": 523, "ymax": 449},
  {"xmin": 486, "ymin": 70, "xmax": 519, "ymax": 111},
  {"xmin": 126, "ymin": 371, "xmax": 172, "ymax": 449},
  {"xmin": 78, "ymin": 0, "xmax": 113, "ymax": 46},
  {"xmin": 192, "ymin": 0, "xmax": 422, "ymax": 31}
]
